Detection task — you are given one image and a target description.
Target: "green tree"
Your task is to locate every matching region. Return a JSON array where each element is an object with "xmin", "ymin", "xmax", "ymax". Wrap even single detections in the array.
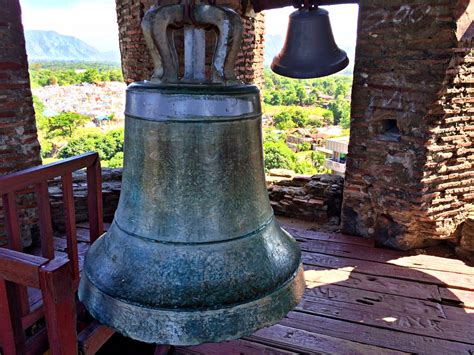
[
  {"xmin": 295, "ymin": 160, "xmax": 317, "ymax": 175},
  {"xmin": 298, "ymin": 142, "xmax": 311, "ymax": 152},
  {"xmin": 263, "ymin": 140, "xmax": 296, "ymax": 171},
  {"xmin": 282, "ymin": 89, "xmax": 298, "ymax": 106},
  {"xmin": 311, "ymin": 151, "xmax": 327, "ymax": 168},
  {"xmin": 58, "ymin": 128, "xmax": 125, "ymax": 164},
  {"xmin": 82, "ymin": 68, "xmax": 100, "ymax": 84},
  {"xmin": 291, "ymin": 108, "xmax": 309, "ymax": 128},
  {"xmin": 306, "ymin": 117, "xmax": 323, "ymax": 128},
  {"xmin": 295, "ymin": 85, "xmax": 307, "ymax": 106},
  {"xmin": 103, "ymin": 152, "xmax": 124, "ymax": 168},
  {"xmin": 46, "ymin": 112, "xmax": 89, "ymax": 138},
  {"xmin": 274, "ymin": 111, "xmax": 296, "ymax": 130},
  {"xmin": 269, "ymin": 91, "xmax": 283, "ymax": 105},
  {"xmin": 328, "ymin": 97, "xmax": 350, "ymax": 126}
]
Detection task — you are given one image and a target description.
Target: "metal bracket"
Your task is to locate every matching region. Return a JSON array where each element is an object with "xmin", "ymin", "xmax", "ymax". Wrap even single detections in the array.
[{"xmin": 142, "ymin": 4, "xmax": 243, "ymax": 84}]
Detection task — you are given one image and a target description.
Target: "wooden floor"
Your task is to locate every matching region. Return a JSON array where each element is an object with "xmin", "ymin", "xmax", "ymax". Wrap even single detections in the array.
[{"xmin": 34, "ymin": 218, "xmax": 474, "ymax": 354}]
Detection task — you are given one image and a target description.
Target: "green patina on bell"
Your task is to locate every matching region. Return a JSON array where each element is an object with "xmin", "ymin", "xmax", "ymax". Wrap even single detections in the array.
[{"xmin": 79, "ymin": 3, "xmax": 305, "ymax": 345}]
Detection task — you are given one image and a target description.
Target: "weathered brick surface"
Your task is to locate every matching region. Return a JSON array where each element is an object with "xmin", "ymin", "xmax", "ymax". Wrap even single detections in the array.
[
  {"xmin": 268, "ymin": 174, "xmax": 344, "ymax": 224},
  {"xmin": 342, "ymin": 0, "xmax": 474, "ymax": 250},
  {"xmin": 0, "ymin": 0, "xmax": 41, "ymax": 246},
  {"xmin": 115, "ymin": 0, "xmax": 265, "ymax": 87}
]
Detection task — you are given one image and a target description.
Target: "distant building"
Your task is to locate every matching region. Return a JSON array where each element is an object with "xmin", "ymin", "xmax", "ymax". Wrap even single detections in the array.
[{"xmin": 323, "ymin": 136, "xmax": 349, "ymax": 176}]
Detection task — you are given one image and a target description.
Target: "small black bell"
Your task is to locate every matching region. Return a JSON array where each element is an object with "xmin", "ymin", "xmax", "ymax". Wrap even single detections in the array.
[{"xmin": 271, "ymin": 7, "xmax": 349, "ymax": 78}]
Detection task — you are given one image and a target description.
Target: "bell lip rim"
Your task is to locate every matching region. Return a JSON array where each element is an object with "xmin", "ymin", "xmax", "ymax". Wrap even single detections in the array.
[
  {"xmin": 80, "ymin": 262, "xmax": 304, "ymax": 313},
  {"xmin": 78, "ymin": 264, "xmax": 305, "ymax": 345},
  {"xmin": 270, "ymin": 55, "xmax": 350, "ymax": 79}
]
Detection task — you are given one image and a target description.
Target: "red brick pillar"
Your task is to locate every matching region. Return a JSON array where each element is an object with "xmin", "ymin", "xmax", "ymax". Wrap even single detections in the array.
[
  {"xmin": 342, "ymin": 0, "xmax": 474, "ymax": 250},
  {"xmin": 114, "ymin": 0, "xmax": 265, "ymax": 88},
  {"xmin": 0, "ymin": 0, "xmax": 42, "ymax": 246}
]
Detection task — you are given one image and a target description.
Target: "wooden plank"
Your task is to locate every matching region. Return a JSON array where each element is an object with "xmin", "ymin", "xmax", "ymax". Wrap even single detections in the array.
[
  {"xmin": 76, "ymin": 228, "xmax": 92, "ymax": 242},
  {"xmin": 285, "ymin": 227, "xmax": 375, "ymax": 247},
  {"xmin": 78, "ymin": 322, "xmax": 114, "ymax": 355},
  {"xmin": 442, "ymin": 303, "xmax": 474, "ymax": 323},
  {"xmin": 302, "ymin": 279, "xmax": 447, "ymax": 319},
  {"xmin": 300, "ymin": 239, "xmax": 474, "ymax": 276},
  {"xmin": 76, "ymin": 222, "xmax": 111, "ymax": 232},
  {"xmin": 2, "ymin": 192, "xmax": 22, "ymax": 251},
  {"xmin": 0, "ymin": 249, "xmax": 46, "ymax": 288},
  {"xmin": 2, "ymin": 192, "xmax": 30, "ymax": 316},
  {"xmin": 302, "ymin": 251, "xmax": 474, "ymax": 290},
  {"xmin": 21, "ymin": 303, "xmax": 44, "ymax": 330},
  {"xmin": 440, "ymin": 287, "xmax": 474, "ymax": 309},
  {"xmin": 39, "ymin": 258, "xmax": 78, "ymax": 355},
  {"xmin": 249, "ymin": 324, "xmax": 406, "ymax": 354},
  {"xmin": 296, "ymin": 297, "xmax": 474, "ymax": 344},
  {"xmin": 0, "ymin": 152, "xmax": 98, "ymax": 194},
  {"xmin": 177, "ymin": 339, "xmax": 297, "ymax": 355},
  {"xmin": 0, "ymin": 279, "xmax": 25, "ymax": 355},
  {"xmin": 62, "ymin": 172, "xmax": 80, "ymax": 284},
  {"xmin": 87, "ymin": 162, "xmax": 103, "ymax": 243},
  {"xmin": 35, "ymin": 182, "xmax": 55, "ymax": 259},
  {"xmin": 283, "ymin": 311, "xmax": 474, "ymax": 354},
  {"xmin": 303, "ymin": 265, "xmax": 441, "ymax": 301},
  {"xmin": 24, "ymin": 327, "xmax": 49, "ymax": 355}
]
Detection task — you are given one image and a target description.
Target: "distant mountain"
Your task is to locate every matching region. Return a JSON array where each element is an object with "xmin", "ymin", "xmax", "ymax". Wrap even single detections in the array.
[
  {"xmin": 264, "ymin": 34, "xmax": 355, "ymax": 75},
  {"xmin": 25, "ymin": 30, "xmax": 120, "ymax": 63}
]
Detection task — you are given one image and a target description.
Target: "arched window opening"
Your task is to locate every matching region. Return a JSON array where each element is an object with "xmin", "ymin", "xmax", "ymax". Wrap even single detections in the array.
[
  {"xmin": 19, "ymin": 0, "xmax": 125, "ymax": 167},
  {"xmin": 261, "ymin": 5, "xmax": 359, "ymax": 178}
]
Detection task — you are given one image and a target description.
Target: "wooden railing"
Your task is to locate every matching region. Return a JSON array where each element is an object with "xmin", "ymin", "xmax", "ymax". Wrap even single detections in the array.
[
  {"xmin": 0, "ymin": 152, "xmax": 103, "ymax": 283},
  {"xmin": 0, "ymin": 152, "xmax": 110, "ymax": 355}
]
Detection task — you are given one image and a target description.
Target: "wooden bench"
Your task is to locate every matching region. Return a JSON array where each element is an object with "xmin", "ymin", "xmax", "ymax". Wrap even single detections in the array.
[{"xmin": 0, "ymin": 152, "xmax": 114, "ymax": 355}]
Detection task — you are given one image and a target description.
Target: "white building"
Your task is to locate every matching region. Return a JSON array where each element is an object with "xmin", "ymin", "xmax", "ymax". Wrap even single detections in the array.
[{"xmin": 324, "ymin": 136, "xmax": 349, "ymax": 176}]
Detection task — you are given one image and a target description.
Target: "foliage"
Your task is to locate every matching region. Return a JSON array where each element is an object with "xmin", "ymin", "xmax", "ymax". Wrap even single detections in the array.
[
  {"xmin": 273, "ymin": 107, "xmax": 309, "ymax": 130},
  {"xmin": 262, "ymin": 68, "xmax": 352, "ymax": 127},
  {"xmin": 29, "ymin": 61, "xmax": 123, "ymax": 88},
  {"xmin": 274, "ymin": 111, "xmax": 295, "ymax": 130},
  {"xmin": 327, "ymin": 96, "xmax": 351, "ymax": 126},
  {"xmin": 295, "ymin": 160, "xmax": 317, "ymax": 175},
  {"xmin": 262, "ymin": 68, "xmax": 352, "ymax": 108},
  {"xmin": 33, "ymin": 96, "xmax": 59, "ymax": 158},
  {"xmin": 103, "ymin": 152, "xmax": 124, "ymax": 168},
  {"xmin": 45, "ymin": 112, "xmax": 90, "ymax": 138},
  {"xmin": 264, "ymin": 139, "xmax": 296, "ymax": 171},
  {"xmin": 298, "ymin": 142, "xmax": 311, "ymax": 152},
  {"xmin": 263, "ymin": 133, "xmax": 329, "ymax": 175},
  {"xmin": 58, "ymin": 129, "xmax": 125, "ymax": 168},
  {"xmin": 311, "ymin": 151, "xmax": 327, "ymax": 168}
]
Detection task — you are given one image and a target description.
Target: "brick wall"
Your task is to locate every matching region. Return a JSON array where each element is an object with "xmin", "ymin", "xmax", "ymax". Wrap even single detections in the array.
[
  {"xmin": 115, "ymin": 0, "xmax": 265, "ymax": 87},
  {"xmin": 0, "ymin": 0, "xmax": 42, "ymax": 246},
  {"xmin": 342, "ymin": 0, "xmax": 474, "ymax": 250}
]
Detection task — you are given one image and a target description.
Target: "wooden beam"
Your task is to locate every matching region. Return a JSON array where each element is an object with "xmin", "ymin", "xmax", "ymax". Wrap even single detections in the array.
[
  {"xmin": 39, "ymin": 258, "xmax": 78, "ymax": 355},
  {"xmin": 35, "ymin": 182, "xmax": 55, "ymax": 259},
  {"xmin": 0, "ymin": 152, "xmax": 98, "ymax": 194},
  {"xmin": 61, "ymin": 172, "xmax": 80, "ymax": 284},
  {"xmin": 252, "ymin": 0, "xmax": 359, "ymax": 12},
  {"xmin": 0, "ymin": 249, "xmax": 47, "ymax": 288},
  {"xmin": 86, "ymin": 160, "xmax": 103, "ymax": 243}
]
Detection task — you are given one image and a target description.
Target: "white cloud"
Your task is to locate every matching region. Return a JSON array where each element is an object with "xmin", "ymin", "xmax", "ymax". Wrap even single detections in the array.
[
  {"xmin": 20, "ymin": 2, "xmax": 358, "ymax": 55},
  {"xmin": 20, "ymin": 0, "xmax": 120, "ymax": 52}
]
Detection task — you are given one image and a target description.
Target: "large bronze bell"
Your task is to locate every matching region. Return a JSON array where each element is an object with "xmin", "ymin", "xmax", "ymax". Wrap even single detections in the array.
[
  {"xmin": 272, "ymin": 6, "xmax": 349, "ymax": 78},
  {"xmin": 79, "ymin": 3, "xmax": 305, "ymax": 346}
]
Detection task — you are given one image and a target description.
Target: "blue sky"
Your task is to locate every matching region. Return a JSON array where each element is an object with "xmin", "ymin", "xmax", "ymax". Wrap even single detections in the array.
[{"xmin": 19, "ymin": 1, "xmax": 359, "ymax": 53}]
